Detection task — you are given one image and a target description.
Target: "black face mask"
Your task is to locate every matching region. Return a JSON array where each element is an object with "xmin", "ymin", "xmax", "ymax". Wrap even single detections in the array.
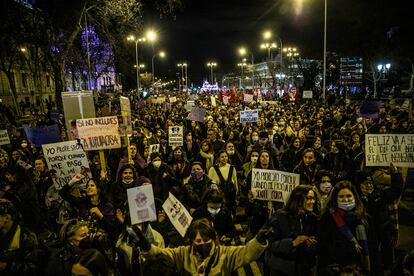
[
  {"xmin": 78, "ymin": 236, "xmax": 94, "ymax": 249},
  {"xmin": 194, "ymin": 242, "xmax": 213, "ymax": 259}
]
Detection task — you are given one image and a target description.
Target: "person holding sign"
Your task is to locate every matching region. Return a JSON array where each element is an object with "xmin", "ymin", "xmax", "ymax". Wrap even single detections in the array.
[
  {"xmin": 264, "ymin": 185, "xmax": 318, "ymax": 275},
  {"xmin": 130, "ymin": 218, "xmax": 271, "ymax": 275}
]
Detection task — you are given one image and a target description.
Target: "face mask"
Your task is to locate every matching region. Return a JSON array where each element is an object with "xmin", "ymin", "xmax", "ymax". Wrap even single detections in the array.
[
  {"xmin": 21, "ymin": 143, "xmax": 28, "ymax": 148},
  {"xmin": 252, "ymin": 136, "xmax": 259, "ymax": 142},
  {"xmin": 122, "ymin": 179, "xmax": 134, "ymax": 185},
  {"xmin": 227, "ymin": 150, "xmax": 235, "ymax": 156},
  {"xmin": 194, "ymin": 242, "xmax": 213, "ymax": 259},
  {"xmin": 207, "ymin": 207, "xmax": 220, "ymax": 216},
  {"xmin": 251, "ymin": 157, "xmax": 258, "ymax": 163},
  {"xmin": 191, "ymin": 170, "xmax": 204, "ymax": 181},
  {"xmin": 319, "ymin": 183, "xmax": 332, "ymax": 194},
  {"xmin": 338, "ymin": 200, "xmax": 355, "ymax": 211},
  {"xmin": 78, "ymin": 237, "xmax": 94, "ymax": 249},
  {"xmin": 153, "ymin": 160, "xmax": 162, "ymax": 168}
]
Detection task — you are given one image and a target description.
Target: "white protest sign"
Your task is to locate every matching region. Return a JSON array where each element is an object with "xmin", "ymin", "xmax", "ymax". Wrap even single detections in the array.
[
  {"xmin": 148, "ymin": 144, "xmax": 160, "ymax": 162},
  {"xmin": 365, "ymin": 134, "xmax": 414, "ymax": 167},
  {"xmin": 401, "ymin": 99, "xmax": 410, "ymax": 110},
  {"xmin": 260, "ymin": 101, "xmax": 278, "ymax": 105},
  {"xmin": 42, "ymin": 141, "xmax": 92, "ymax": 188},
  {"xmin": 244, "ymin": 94, "xmax": 254, "ymax": 103},
  {"xmin": 162, "ymin": 192, "xmax": 192, "ymax": 237},
  {"xmin": 184, "ymin": 100, "xmax": 195, "ymax": 112},
  {"xmin": 127, "ymin": 185, "xmax": 157, "ymax": 224},
  {"xmin": 77, "ymin": 116, "xmax": 121, "ymax": 151},
  {"xmin": 120, "ymin": 96, "xmax": 132, "ymax": 135},
  {"xmin": 302, "ymin": 90, "xmax": 313, "ymax": 99},
  {"xmin": 211, "ymin": 96, "xmax": 216, "ymax": 107},
  {"xmin": 223, "ymin": 96, "xmax": 229, "ymax": 105},
  {"xmin": 169, "ymin": 96, "xmax": 177, "ymax": 103},
  {"xmin": 169, "ymin": 126, "xmax": 183, "ymax": 147},
  {"xmin": 187, "ymin": 107, "xmax": 207, "ymax": 122},
  {"xmin": 251, "ymin": 168, "xmax": 300, "ymax": 203},
  {"xmin": 0, "ymin": 130, "xmax": 10, "ymax": 146},
  {"xmin": 240, "ymin": 109, "xmax": 259, "ymax": 123}
]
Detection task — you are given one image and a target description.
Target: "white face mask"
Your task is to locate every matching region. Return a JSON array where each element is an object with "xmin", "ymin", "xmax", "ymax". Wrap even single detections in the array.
[
  {"xmin": 252, "ymin": 136, "xmax": 259, "ymax": 142},
  {"xmin": 227, "ymin": 150, "xmax": 235, "ymax": 156},
  {"xmin": 338, "ymin": 200, "xmax": 355, "ymax": 211},
  {"xmin": 122, "ymin": 179, "xmax": 134, "ymax": 185},
  {"xmin": 251, "ymin": 156, "xmax": 258, "ymax": 163},
  {"xmin": 153, "ymin": 160, "xmax": 162, "ymax": 168},
  {"xmin": 207, "ymin": 207, "xmax": 220, "ymax": 216},
  {"xmin": 319, "ymin": 183, "xmax": 332, "ymax": 194}
]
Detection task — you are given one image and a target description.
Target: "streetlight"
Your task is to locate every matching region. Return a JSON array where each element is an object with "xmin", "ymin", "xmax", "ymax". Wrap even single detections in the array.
[
  {"xmin": 260, "ymin": 43, "xmax": 277, "ymax": 60},
  {"xmin": 239, "ymin": 47, "xmax": 255, "ymax": 89},
  {"xmin": 207, "ymin": 62, "xmax": 217, "ymax": 84},
  {"xmin": 127, "ymin": 35, "xmax": 146, "ymax": 97},
  {"xmin": 283, "ymin": 47, "xmax": 300, "ymax": 83},
  {"xmin": 261, "ymin": 30, "xmax": 284, "ymax": 84},
  {"xmin": 237, "ymin": 60, "xmax": 247, "ymax": 89},
  {"xmin": 177, "ymin": 63, "xmax": 188, "ymax": 91},
  {"xmin": 152, "ymin": 51, "xmax": 166, "ymax": 90},
  {"xmin": 375, "ymin": 63, "xmax": 391, "ymax": 98},
  {"xmin": 322, "ymin": 0, "xmax": 327, "ymax": 101}
]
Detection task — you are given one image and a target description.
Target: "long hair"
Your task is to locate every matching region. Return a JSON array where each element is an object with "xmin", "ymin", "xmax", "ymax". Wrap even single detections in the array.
[
  {"xmin": 255, "ymin": 149, "xmax": 275, "ymax": 169},
  {"xmin": 324, "ymin": 180, "xmax": 367, "ymax": 222},
  {"xmin": 200, "ymin": 139, "xmax": 213, "ymax": 154},
  {"xmin": 283, "ymin": 185, "xmax": 315, "ymax": 215},
  {"xmin": 186, "ymin": 218, "xmax": 217, "ymax": 244},
  {"xmin": 73, "ymin": 249, "xmax": 108, "ymax": 276}
]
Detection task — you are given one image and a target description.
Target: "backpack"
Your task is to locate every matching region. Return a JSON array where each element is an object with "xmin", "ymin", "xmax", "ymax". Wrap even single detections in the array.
[{"xmin": 213, "ymin": 165, "xmax": 236, "ymax": 205}]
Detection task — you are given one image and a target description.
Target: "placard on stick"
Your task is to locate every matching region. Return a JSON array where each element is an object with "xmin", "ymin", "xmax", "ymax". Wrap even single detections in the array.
[
  {"xmin": 76, "ymin": 116, "xmax": 121, "ymax": 151},
  {"xmin": 251, "ymin": 168, "xmax": 300, "ymax": 203},
  {"xmin": 162, "ymin": 192, "xmax": 192, "ymax": 237}
]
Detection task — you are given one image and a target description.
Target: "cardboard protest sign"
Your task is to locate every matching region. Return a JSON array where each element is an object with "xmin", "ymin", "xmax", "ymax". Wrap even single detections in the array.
[
  {"xmin": 244, "ymin": 93, "xmax": 254, "ymax": 103},
  {"xmin": 24, "ymin": 124, "xmax": 61, "ymax": 147},
  {"xmin": 162, "ymin": 192, "xmax": 192, "ymax": 237},
  {"xmin": 147, "ymin": 144, "xmax": 160, "ymax": 162},
  {"xmin": 223, "ymin": 96, "xmax": 229, "ymax": 105},
  {"xmin": 240, "ymin": 110, "xmax": 259, "ymax": 123},
  {"xmin": 76, "ymin": 116, "xmax": 121, "ymax": 151},
  {"xmin": 169, "ymin": 126, "xmax": 183, "ymax": 147},
  {"xmin": 169, "ymin": 96, "xmax": 177, "ymax": 103},
  {"xmin": 302, "ymin": 90, "xmax": 313, "ymax": 99},
  {"xmin": 251, "ymin": 168, "xmax": 300, "ymax": 203},
  {"xmin": 211, "ymin": 96, "xmax": 216, "ymax": 107},
  {"xmin": 365, "ymin": 134, "xmax": 414, "ymax": 167},
  {"xmin": 0, "ymin": 130, "xmax": 10, "ymax": 146},
  {"xmin": 184, "ymin": 100, "xmax": 195, "ymax": 112},
  {"xmin": 187, "ymin": 107, "xmax": 207, "ymax": 122},
  {"xmin": 120, "ymin": 96, "xmax": 132, "ymax": 135},
  {"xmin": 42, "ymin": 141, "xmax": 92, "ymax": 188},
  {"xmin": 127, "ymin": 185, "xmax": 157, "ymax": 224},
  {"xmin": 359, "ymin": 100, "xmax": 381, "ymax": 119}
]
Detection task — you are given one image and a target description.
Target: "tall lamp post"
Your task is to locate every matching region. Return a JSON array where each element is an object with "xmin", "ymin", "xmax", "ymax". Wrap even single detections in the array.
[
  {"xmin": 152, "ymin": 51, "xmax": 166, "ymax": 90},
  {"xmin": 177, "ymin": 63, "xmax": 188, "ymax": 91},
  {"xmin": 322, "ymin": 0, "xmax": 327, "ymax": 101},
  {"xmin": 283, "ymin": 47, "xmax": 299, "ymax": 83},
  {"xmin": 207, "ymin": 62, "xmax": 217, "ymax": 84},
  {"xmin": 239, "ymin": 47, "xmax": 255, "ymax": 89},
  {"xmin": 237, "ymin": 60, "xmax": 247, "ymax": 89},
  {"xmin": 262, "ymin": 30, "xmax": 283, "ymax": 82},
  {"xmin": 127, "ymin": 35, "xmax": 146, "ymax": 97}
]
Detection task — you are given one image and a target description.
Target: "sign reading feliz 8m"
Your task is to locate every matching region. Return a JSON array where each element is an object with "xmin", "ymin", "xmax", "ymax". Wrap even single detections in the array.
[
  {"xmin": 76, "ymin": 116, "xmax": 121, "ymax": 151},
  {"xmin": 365, "ymin": 134, "xmax": 414, "ymax": 167}
]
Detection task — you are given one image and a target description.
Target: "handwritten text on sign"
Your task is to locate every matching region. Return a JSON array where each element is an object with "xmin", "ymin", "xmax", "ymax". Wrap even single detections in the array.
[
  {"xmin": 251, "ymin": 168, "xmax": 300, "ymax": 203},
  {"xmin": 42, "ymin": 141, "xmax": 92, "ymax": 188},
  {"xmin": 77, "ymin": 116, "xmax": 121, "ymax": 151},
  {"xmin": 169, "ymin": 126, "xmax": 183, "ymax": 147},
  {"xmin": 365, "ymin": 134, "xmax": 414, "ymax": 167},
  {"xmin": 240, "ymin": 110, "xmax": 259, "ymax": 123}
]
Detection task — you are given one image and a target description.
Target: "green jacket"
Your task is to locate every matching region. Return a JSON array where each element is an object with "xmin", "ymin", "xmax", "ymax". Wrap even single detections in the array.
[{"xmin": 147, "ymin": 238, "xmax": 267, "ymax": 275}]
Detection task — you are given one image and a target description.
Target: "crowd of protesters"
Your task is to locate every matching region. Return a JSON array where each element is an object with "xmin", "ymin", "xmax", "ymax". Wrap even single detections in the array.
[{"xmin": 0, "ymin": 89, "xmax": 413, "ymax": 276}]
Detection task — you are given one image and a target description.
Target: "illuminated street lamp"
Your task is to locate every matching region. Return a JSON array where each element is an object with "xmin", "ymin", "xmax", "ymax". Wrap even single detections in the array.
[
  {"xmin": 152, "ymin": 51, "xmax": 166, "ymax": 90},
  {"xmin": 177, "ymin": 63, "xmax": 188, "ymax": 91},
  {"xmin": 237, "ymin": 60, "xmax": 247, "ymax": 89},
  {"xmin": 283, "ymin": 47, "xmax": 300, "ymax": 82},
  {"xmin": 127, "ymin": 35, "xmax": 146, "ymax": 97},
  {"xmin": 260, "ymin": 43, "xmax": 277, "ymax": 60},
  {"xmin": 262, "ymin": 30, "xmax": 284, "ymax": 82},
  {"xmin": 207, "ymin": 62, "xmax": 217, "ymax": 83},
  {"xmin": 239, "ymin": 47, "xmax": 255, "ymax": 88}
]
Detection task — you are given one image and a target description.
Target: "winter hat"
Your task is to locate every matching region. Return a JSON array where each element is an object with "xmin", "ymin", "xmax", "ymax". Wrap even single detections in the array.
[
  {"xmin": 354, "ymin": 170, "xmax": 374, "ymax": 185},
  {"xmin": 150, "ymin": 152, "xmax": 162, "ymax": 162},
  {"xmin": 136, "ymin": 176, "xmax": 151, "ymax": 186}
]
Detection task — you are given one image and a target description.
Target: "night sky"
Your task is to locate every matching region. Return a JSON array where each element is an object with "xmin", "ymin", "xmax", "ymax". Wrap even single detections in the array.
[{"xmin": 140, "ymin": 0, "xmax": 411, "ymax": 85}]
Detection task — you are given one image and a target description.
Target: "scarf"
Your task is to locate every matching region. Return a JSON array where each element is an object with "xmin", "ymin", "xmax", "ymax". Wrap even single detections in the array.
[
  {"xmin": 332, "ymin": 209, "xmax": 370, "ymax": 271},
  {"xmin": 199, "ymin": 150, "xmax": 214, "ymax": 170}
]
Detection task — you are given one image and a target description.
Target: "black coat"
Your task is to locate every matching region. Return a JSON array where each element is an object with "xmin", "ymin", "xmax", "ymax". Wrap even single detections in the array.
[{"xmin": 264, "ymin": 210, "xmax": 318, "ymax": 276}]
